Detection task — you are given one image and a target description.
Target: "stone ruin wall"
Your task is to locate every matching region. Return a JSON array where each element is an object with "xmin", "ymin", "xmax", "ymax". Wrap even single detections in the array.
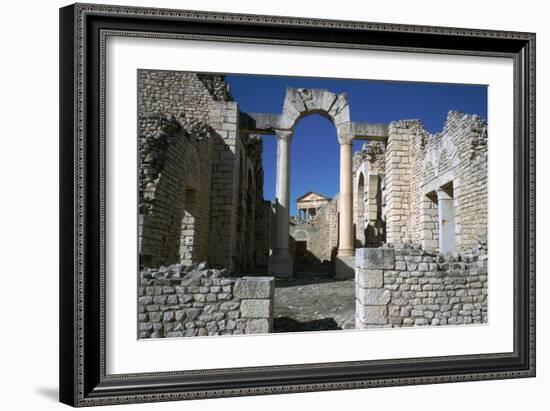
[
  {"xmin": 354, "ymin": 112, "xmax": 489, "ymax": 329},
  {"xmin": 254, "ymin": 200, "xmax": 273, "ymax": 267},
  {"xmin": 353, "ymin": 142, "xmax": 386, "ymax": 248},
  {"xmin": 290, "ymin": 199, "xmax": 338, "ymax": 264},
  {"xmin": 139, "ymin": 116, "xmax": 213, "ymax": 267},
  {"xmin": 138, "ymin": 70, "xmax": 229, "ymax": 267},
  {"xmin": 232, "ymin": 135, "xmax": 266, "ymax": 271},
  {"xmin": 139, "ymin": 264, "xmax": 274, "ymax": 338},
  {"xmin": 385, "ymin": 112, "xmax": 488, "ymax": 253},
  {"xmin": 355, "ymin": 246, "xmax": 487, "ymax": 328},
  {"xmin": 205, "ymin": 102, "xmax": 269, "ymax": 272},
  {"xmin": 138, "ymin": 70, "xmax": 231, "ymax": 122},
  {"xmin": 138, "ymin": 70, "xmax": 269, "ymax": 272}
]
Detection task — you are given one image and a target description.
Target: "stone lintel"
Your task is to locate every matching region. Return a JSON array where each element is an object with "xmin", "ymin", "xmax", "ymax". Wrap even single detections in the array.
[
  {"xmin": 239, "ymin": 112, "xmax": 281, "ymax": 134},
  {"xmin": 338, "ymin": 121, "xmax": 389, "ymax": 142}
]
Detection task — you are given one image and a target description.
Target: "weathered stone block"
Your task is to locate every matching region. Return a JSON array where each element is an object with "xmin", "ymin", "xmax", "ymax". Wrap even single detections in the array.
[
  {"xmin": 175, "ymin": 310, "xmax": 186, "ymax": 321},
  {"xmin": 227, "ymin": 310, "xmax": 240, "ymax": 319},
  {"xmin": 139, "ymin": 296, "xmax": 153, "ymax": 305},
  {"xmin": 234, "ymin": 277, "xmax": 274, "ymax": 299},
  {"xmin": 186, "ymin": 308, "xmax": 201, "ymax": 322},
  {"xmin": 356, "ymin": 248, "xmax": 395, "ymax": 270},
  {"xmin": 220, "ymin": 301, "xmax": 240, "ymax": 311},
  {"xmin": 356, "ymin": 305, "xmax": 387, "ymax": 325},
  {"xmin": 240, "ymin": 299, "xmax": 271, "ymax": 318},
  {"xmin": 357, "ymin": 288, "xmax": 391, "ymax": 306},
  {"xmin": 149, "ymin": 312, "xmax": 162, "ymax": 322},
  {"xmin": 245, "ymin": 319, "xmax": 270, "ymax": 334},
  {"xmin": 356, "ymin": 269, "xmax": 384, "ymax": 288},
  {"xmin": 139, "ymin": 322, "xmax": 153, "ymax": 331}
]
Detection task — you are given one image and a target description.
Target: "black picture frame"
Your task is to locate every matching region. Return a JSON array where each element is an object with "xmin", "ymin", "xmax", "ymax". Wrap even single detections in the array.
[{"xmin": 59, "ymin": 3, "xmax": 536, "ymax": 407}]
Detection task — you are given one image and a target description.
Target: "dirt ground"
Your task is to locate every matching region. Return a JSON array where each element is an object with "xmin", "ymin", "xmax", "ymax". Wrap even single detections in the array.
[{"xmin": 273, "ymin": 275, "xmax": 356, "ymax": 332}]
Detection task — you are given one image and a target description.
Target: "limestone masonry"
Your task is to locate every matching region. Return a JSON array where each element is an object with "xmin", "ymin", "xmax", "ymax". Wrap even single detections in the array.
[
  {"xmin": 139, "ymin": 263, "xmax": 274, "ymax": 338},
  {"xmin": 355, "ymin": 246, "xmax": 487, "ymax": 328},
  {"xmin": 138, "ymin": 70, "xmax": 488, "ymax": 337}
]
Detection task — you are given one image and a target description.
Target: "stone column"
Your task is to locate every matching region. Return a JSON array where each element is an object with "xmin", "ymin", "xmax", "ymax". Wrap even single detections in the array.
[
  {"xmin": 335, "ymin": 137, "xmax": 355, "ymax": 279},
  {"xmin": 268, "ymin": 130, "xmax": 293, "ymax": 277},
  {"xmin": 437, "ymin": 188, "xmax": 456, "ymax": 254},
  {"xmin": 338, "ymin": 142, "xmax": 354, "ymax": 256}
]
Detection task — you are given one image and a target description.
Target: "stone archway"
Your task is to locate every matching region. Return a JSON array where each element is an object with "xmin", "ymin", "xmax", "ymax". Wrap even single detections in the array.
[
  {"xmin": 268, "ymin": 88, "xmax": 355, "ymax": 278},
  {"xmin": 238, "ymin": 86, "xmax": 389, "ymax": 278}
]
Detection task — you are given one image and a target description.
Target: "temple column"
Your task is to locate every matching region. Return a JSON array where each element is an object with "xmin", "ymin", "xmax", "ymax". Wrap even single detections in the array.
[
  {"xmin": 268, "ymin": 130, "xmax": 293, "ymax": 277},
  {"xmin": 335, "ymin": 136, "xmax": 355, "ymax": 279},
  {"xmin": 338, "ymin": 141, "xmax": 354, "ymax": 256}
]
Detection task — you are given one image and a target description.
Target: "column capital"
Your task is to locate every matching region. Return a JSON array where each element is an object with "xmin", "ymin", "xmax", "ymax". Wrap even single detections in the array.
[
  {"xmin": 336, "ymin": 122, "xmax": 354, "ymax": 145},
  {"xmin": 275, "ymin": 129, "xmax": 293, "ymax": 141},
  {"xmin": 337, "ymin": 133, "xmax": 354, "ymax": 145}
]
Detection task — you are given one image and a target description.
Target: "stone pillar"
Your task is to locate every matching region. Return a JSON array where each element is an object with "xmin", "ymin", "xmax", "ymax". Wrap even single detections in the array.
[
  {"xmin": 355, "ymin": 248, "xmax": 393, "ymax": 328},
  {"xmin": 338, "ymin": 142, "xmax": 354, "ymax": 256},
  {"xmin": 437, "ymin": 188, "xmax": 456, "ymax": 253},
  {"xmin": 385, "ymin": 122, "xmax": 413, "ymax": 245},
  {"xmin": 208, "ymin": 101, "xmax": 239, "ymax": 271},
  {"xmin": 335, "ymin": 138, "xmax": 355, "ymax": 279},
  {"xmin": 268, "ymin": 130, "xmax": 293, "ymax": 277}
]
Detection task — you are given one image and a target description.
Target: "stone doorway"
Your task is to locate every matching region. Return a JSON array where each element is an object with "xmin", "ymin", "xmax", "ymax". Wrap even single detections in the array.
[{"xmin": 294, "ymin": 240, "xmax": 308, "ymax": 264}]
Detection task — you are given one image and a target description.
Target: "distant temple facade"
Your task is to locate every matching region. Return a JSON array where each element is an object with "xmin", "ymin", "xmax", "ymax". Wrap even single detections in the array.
[{"xmin": 295, "ymin": 191, "xmax": 331, "ymax": 222}]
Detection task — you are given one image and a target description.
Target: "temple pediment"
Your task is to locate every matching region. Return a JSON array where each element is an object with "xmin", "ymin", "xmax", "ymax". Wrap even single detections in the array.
[{"xmin": 296, "ymin": 191, "xmax": 330, "ymax": 203}]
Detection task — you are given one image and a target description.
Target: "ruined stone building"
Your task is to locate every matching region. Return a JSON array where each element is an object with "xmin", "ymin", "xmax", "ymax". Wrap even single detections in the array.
[
  {"xmin": 287, "ymin": 112, "xmax": 488, "ymax": 278},
  {"xmin": 138, "ymin": 70, "xmax": 272, "ymax": 273},
  {"xmin": 295, "ymin": 191, "xmax": 331, "ymax": 222},
  {"xmin": 139, "ymin": 71, "xmax": 487, "ymax": 278},
  {"xmin": 138, "ymin": 71, "xmax": 488, "ymax": 334}
]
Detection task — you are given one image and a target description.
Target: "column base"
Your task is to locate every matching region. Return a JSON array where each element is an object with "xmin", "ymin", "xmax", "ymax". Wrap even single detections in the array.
[
  {"xmin": 337, "ymin": 247, "xmax": 355, "ymax": 257},
  {"xmin": 335, "ymin": 255, "xmax": 355, "ymax": 279},
  {"xmin": 268, "ymin": 254, "xmax": 294, "ymax": 278}
]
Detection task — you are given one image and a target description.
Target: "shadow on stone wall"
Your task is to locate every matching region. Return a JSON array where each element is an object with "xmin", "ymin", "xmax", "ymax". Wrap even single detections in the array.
[{"xmin": 273, "ymin": 316, "xmax": 341, "ymax": 332}]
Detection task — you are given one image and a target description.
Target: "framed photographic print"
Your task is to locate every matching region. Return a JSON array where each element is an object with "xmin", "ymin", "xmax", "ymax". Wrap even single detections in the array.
[{"xmin": 59, "ymin": 2, "xmax": 536, "ymax": 407}]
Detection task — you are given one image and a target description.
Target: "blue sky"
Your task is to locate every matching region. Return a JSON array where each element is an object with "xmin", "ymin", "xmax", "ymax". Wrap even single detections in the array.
[{"xmin": 225, "ymin": 74, "xmax": 487, "ymax": 216}]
